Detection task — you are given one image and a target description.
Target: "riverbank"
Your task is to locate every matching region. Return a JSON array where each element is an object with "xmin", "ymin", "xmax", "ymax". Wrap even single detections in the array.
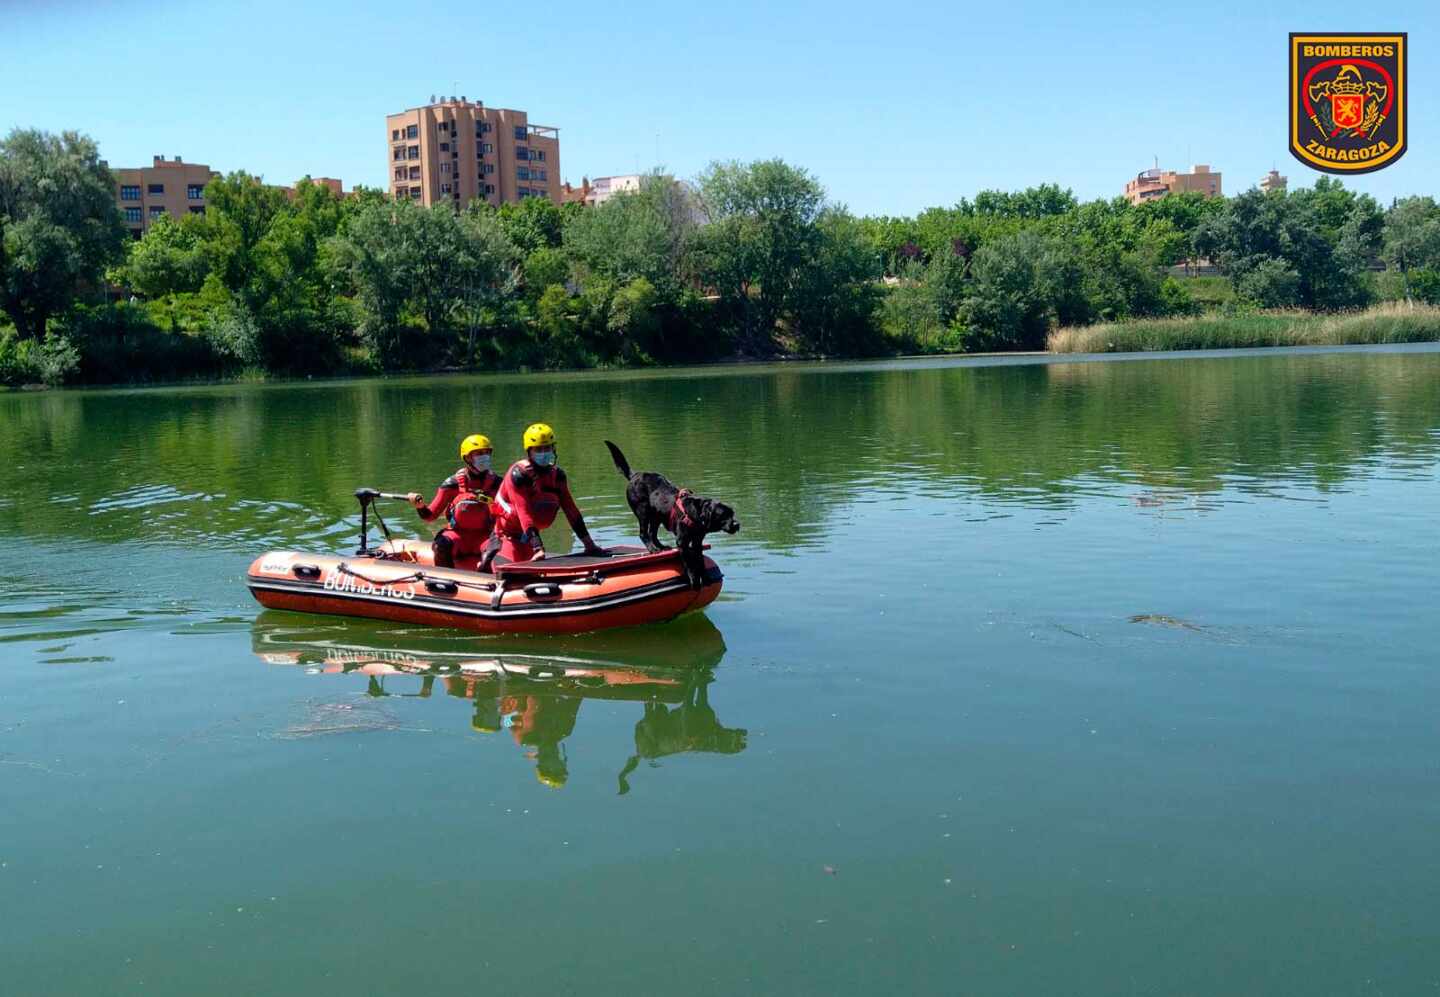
[
  {"xmin": 1048, "ymin": 302, "xmax": 1440, "ymax": 354},
  {"xmin": 9, "ymin": 313, "xmax": 1440, "ymax": 393}
]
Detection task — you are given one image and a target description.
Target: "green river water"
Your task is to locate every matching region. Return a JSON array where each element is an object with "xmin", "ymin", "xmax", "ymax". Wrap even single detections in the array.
[{"xmin": 2, "ymin": 346, "xmax": 1439, "ymax": 995}]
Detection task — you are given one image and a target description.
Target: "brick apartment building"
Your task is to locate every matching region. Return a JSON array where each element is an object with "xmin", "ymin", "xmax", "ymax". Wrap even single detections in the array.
[
  {"xmin": 386, "ymin": 96, "xmax": 559, "ymax": 208},
  {"xmin": 1123, "ymin": 164, "xmax": 1222, "ymax": 205},
  {"xmin": 112, "ymin": 156, "xmax": 220, "ymax": 239}
]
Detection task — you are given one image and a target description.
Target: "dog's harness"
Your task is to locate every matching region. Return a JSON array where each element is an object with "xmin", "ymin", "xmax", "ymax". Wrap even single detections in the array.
[{"xmin": 668, "ymin": 488, "xmax": 695, "ymax": 532}]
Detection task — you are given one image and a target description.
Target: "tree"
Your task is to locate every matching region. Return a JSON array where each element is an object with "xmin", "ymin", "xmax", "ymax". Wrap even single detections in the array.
[
  {"xmin": 111, "ymin": 214, "xmax": 208, "ymax": 299},
  {"xmin": 790, "ymin": 208, "xmax": 883, "ymax": 354},
  {"xmin": 197, "ymin": 172, "xmax": 290, "ymax": 310},
  {"xmin": 1235, "ymin": 257, "xmax": 1301, "ymax": 308},
  {"xmin": 565, "ymin": 173, "xmax": 698, "ymax": 298},
  {"xmin": 327, "ymin": 199, "xmax": 420, "ymax": 365},
  {"xmin": 497, "ymin": 196, "xmax": 564, "ymax": 256},
  {"xmin": 0, "ymin": 129, "xmax": 126, "ymax": 339},
  {"xmin": 1382, "ymin": 197, "xmax": 1440, "ymax": 299},
  {"xmin": 328, "ymin": 199, "xmax": 515, "ymax": 368},
  {"xmin": 691, "ymin": 159, "xmax": 826, "ymax": 347},
  {"xmin": 961, "ymin": 230, "xmax": 1082, "ymax": 350},
  {"xmin": 1193, "ymin": 184, "xmax": 1375, "ymax": 310}
]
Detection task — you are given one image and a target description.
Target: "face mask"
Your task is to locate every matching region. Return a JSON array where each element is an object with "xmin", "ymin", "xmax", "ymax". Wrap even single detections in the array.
[
  {"xmin": 531, "ymin": 450, "xmax": 556, "ymax": 468},
  {"xmin": 467, "ymin": 454, "xmax": 491, "ymax": 473}
]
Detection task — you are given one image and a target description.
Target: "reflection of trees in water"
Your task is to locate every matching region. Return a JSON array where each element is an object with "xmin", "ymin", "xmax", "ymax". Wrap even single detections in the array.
[
  {"xmin": 251, "ymin": 612, "xmax": 744, "ymax": 792},
  {"xmin": 4, "ymin": 353, "xmax": 1439, "ymax": 549}
]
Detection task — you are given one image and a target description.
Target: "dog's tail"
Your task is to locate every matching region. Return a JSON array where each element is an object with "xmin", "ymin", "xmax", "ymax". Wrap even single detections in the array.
[{"xmin": 604, "ymin": 440, "xmax": 631, "ymax": 479}]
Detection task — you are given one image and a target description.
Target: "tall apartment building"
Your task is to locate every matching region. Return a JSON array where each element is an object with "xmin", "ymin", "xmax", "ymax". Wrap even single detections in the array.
[
  {"xmin": 112, "ymin": 156, "xmax": 220, "ymax": 239},
  {"xmin": 386, "ymin": 96, "xmax": 559, "ymax": 208},
  {"xmin": 1123, "ymin": 164, "xmax": 1222, "ymax": 205},
  {"xmin": 1259, "ymin": 169, "xmax": 1288, "ymax": 193}
]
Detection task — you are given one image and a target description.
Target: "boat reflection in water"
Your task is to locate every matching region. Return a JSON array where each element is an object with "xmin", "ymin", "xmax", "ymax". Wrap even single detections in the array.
[{"xmin": 251, "ymin": 612, "xmax": 745, "ymax": 791}]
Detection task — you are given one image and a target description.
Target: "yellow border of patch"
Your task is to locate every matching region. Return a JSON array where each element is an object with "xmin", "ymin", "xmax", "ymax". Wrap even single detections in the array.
[{"xmin": 1289, "ymin": 33, "xmax": 1407, "ymax": 174}]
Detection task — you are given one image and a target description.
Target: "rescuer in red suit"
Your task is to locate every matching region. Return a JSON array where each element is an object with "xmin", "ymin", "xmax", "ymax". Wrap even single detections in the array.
[
  {"xmin": 478, "ymin": 422, "xmax": 604, "ymax": 570},
  {"xmin": 408, "ymin": 434, "xmax": 502, "ymax": 570}
]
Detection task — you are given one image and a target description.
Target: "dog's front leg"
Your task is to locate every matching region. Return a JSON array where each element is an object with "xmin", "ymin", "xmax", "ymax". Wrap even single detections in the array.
[
  {"xmin": 641, "ymin": 511, "xmax": 663, "ymax": 553},
  {"xmin": 680, "ymin": 537, "xmax": 703, "ymax": 589},
  {"xmin": 649, "ymin": 512, "xmax": 670, "ymax": 551}
]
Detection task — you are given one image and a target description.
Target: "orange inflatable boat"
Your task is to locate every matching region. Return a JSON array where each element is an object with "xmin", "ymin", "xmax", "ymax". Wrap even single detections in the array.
[{"xmin": 246, "ymin": 538, "xmax": 722, "ymax": 635}]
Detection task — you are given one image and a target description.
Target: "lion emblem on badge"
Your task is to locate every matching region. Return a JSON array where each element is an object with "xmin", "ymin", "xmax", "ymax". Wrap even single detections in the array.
[{"xmin": 1306, "ymin": 63, "xmax": 1389, "ymax": 138}]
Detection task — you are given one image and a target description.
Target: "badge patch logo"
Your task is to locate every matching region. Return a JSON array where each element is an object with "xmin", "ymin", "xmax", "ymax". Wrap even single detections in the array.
[{"xmin": 1290, "ymin": 33, "xmax": 1406, "ymax": 174}]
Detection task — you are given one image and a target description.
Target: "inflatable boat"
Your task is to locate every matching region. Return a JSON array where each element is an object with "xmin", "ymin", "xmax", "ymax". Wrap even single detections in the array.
[{"xmin": 246, "ymin": 537, "xmax": 722, "ymax": 635}]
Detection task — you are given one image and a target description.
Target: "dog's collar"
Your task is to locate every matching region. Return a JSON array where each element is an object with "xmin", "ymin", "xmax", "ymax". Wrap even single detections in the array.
[{"xmin": 670, "ymin": 488, "xmax": 696, "ymax": 531}]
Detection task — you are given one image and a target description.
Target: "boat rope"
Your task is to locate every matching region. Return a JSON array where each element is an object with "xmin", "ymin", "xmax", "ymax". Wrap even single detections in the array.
[{"xmin": 336, "ymin": 562, "xmax": 496, "ymax": 592}]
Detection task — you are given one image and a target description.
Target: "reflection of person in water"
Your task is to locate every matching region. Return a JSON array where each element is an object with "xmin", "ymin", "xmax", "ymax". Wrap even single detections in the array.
[
  {"xmin": 464, "ymin": 684, "xmax": 584, "ymax": 788},
  {"xmin": 503, "ymin": 693, "xmax": 583, "ymax": 788},
  {"xmin": 618, "ymin": 676, "xmax": 747, "ymax": 795}
]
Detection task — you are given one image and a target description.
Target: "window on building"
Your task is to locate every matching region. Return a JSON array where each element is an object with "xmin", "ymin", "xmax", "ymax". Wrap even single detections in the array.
[
  {"xmin": 514, "ymin": 126, "xmax": 527, "ymax": 141},
  {"xmin": 124, "ymin": 206, "xmax": 142, "ymax": 222},
  {"xmin": 441, "ymin": 183, "xmax": 451, "ymax": 194},
  {"xmin": 438, "ymin": 121, "xmax": 449, "ymax": 132},
  {"xmin": 120, "ymin": 185, "xmax": 141, "ymax": 201},
  {"xmin": 515, "ymin": 146, "xmax": 528, "ymax": 161},
  {"xmin": 409, "ymin": 187, "xmax": 421, "ymax": 200},
  {"xmin": 484, "ymin": 163, "xmax": 494, "ymax": 175},
  {"xmin": 395, "ymin": 186, "xmax": 407, "ymax": 198},
  {"xmin": 476, "ymin": 121, "xmax": 491, "ymax": 136},
  {"xmin": 481, "ymin": 142, "xmax": 493, "ymax": 154},
  {"xmin": 130, "ymin": 229, "xmax": 143, "ymax": 241},
  {"xmin": 187, "ymin": 184, "xmax": 204, "ymax": 200},
  {"xmin": 476, "ymin": 142, "xmax": 483, "ymax": 158},
  {"xmin": 483, "ymin": 183, "xmax": 495, "ymax": 195},
  {"xmin": 148, "ymin": 205, "xmax": 166, "ymax": 217},
  {"xmin": 408, "ymin": 146, "xmax": 420, "ymax": 160},
  {"xmin": 406, "ymin": 124, "xmax": 418, "ymax": 139},
  {"xmin": 188, "ymin": 206, "xmax": 205, "ymax": 215},
  {"xmin": 394, "ymin": 167, "xmax": 406, "ymax": 180},
  {"xmin": 536, "ymin": 150, "xmax": 546, "ymax": 162},
  {"xmin": 394, "ymin": 147, "xmax": 405, "ymax": 161},
  {"xmin": 440, "ymin": 142, "xmax": 449, "ymax": 152},
  {"xmin": 441, "ymin": 162, "xmax": 452, "ymax": 174},
  {"xmin": 537, "ymin": 169, "xmax": 547, "ymax": 181},
  {"xmin": 392, "ymin": 129, "xmax": 400, "ymax": 141},
  {"xmin": 148, "ymin": 183, "xmax": 164, "ymax": 195},
  {"xmin": 517, "ymin": 166, "xmax": 530, "ymax": 181},
  {"xmin": 409, "ymin": 166, "xmax": 420, "ymax": 180}
]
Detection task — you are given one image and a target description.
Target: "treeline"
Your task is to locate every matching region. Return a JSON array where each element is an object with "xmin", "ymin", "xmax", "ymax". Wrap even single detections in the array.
[{"xmin": 4, "ymin": 126, "xmax": 1440, "ymax": 386}]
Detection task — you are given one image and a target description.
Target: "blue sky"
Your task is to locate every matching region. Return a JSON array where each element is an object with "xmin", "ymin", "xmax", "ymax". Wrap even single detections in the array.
[{"xmin": 3, "ymin": 0, "xmax": 1434, "ymax": 215}]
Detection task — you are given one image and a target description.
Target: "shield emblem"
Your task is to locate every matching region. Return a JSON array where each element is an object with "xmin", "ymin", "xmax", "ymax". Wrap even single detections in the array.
[
  {"xmin": 1330, "ymin": 93, "xmax": 1365, "ymax": 131},
  {"xmin": 1291, "ymin": 33, "xmax": 1407, "ymax": 175}
]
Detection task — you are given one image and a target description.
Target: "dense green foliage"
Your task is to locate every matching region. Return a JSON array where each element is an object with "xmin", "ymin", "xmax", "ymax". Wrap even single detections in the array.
[
  {"xmin": 5, "ymin": 125, "xmax": 1440, "ymax": 386},
  {"xmin": 0, "ymin": 129, "xmax": 126, "ymax": 346}
]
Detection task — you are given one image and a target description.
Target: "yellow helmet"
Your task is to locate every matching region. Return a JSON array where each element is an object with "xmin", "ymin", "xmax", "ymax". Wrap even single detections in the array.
[
  {"xmin": 536, "ymin": 767, "xmax": 568, "ymax": 789},
  {"xmin": 522, "ymin": 423, "xmax": 556, "ymax": 449},
  {"xmin": 459, "ymin": 434, "xmax": 492, "ymax": 459}
]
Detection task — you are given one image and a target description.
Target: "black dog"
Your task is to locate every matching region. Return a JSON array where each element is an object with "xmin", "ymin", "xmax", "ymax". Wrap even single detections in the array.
[{"xmin": 604, "ymin": 440, "xmax": 739, "ymax": 588}]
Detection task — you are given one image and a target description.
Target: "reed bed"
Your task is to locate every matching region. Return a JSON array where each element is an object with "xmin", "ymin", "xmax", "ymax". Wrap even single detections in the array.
[{"xmin": 1048, "ymin": 302, "xmax": 1440, "ymax": 354}]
